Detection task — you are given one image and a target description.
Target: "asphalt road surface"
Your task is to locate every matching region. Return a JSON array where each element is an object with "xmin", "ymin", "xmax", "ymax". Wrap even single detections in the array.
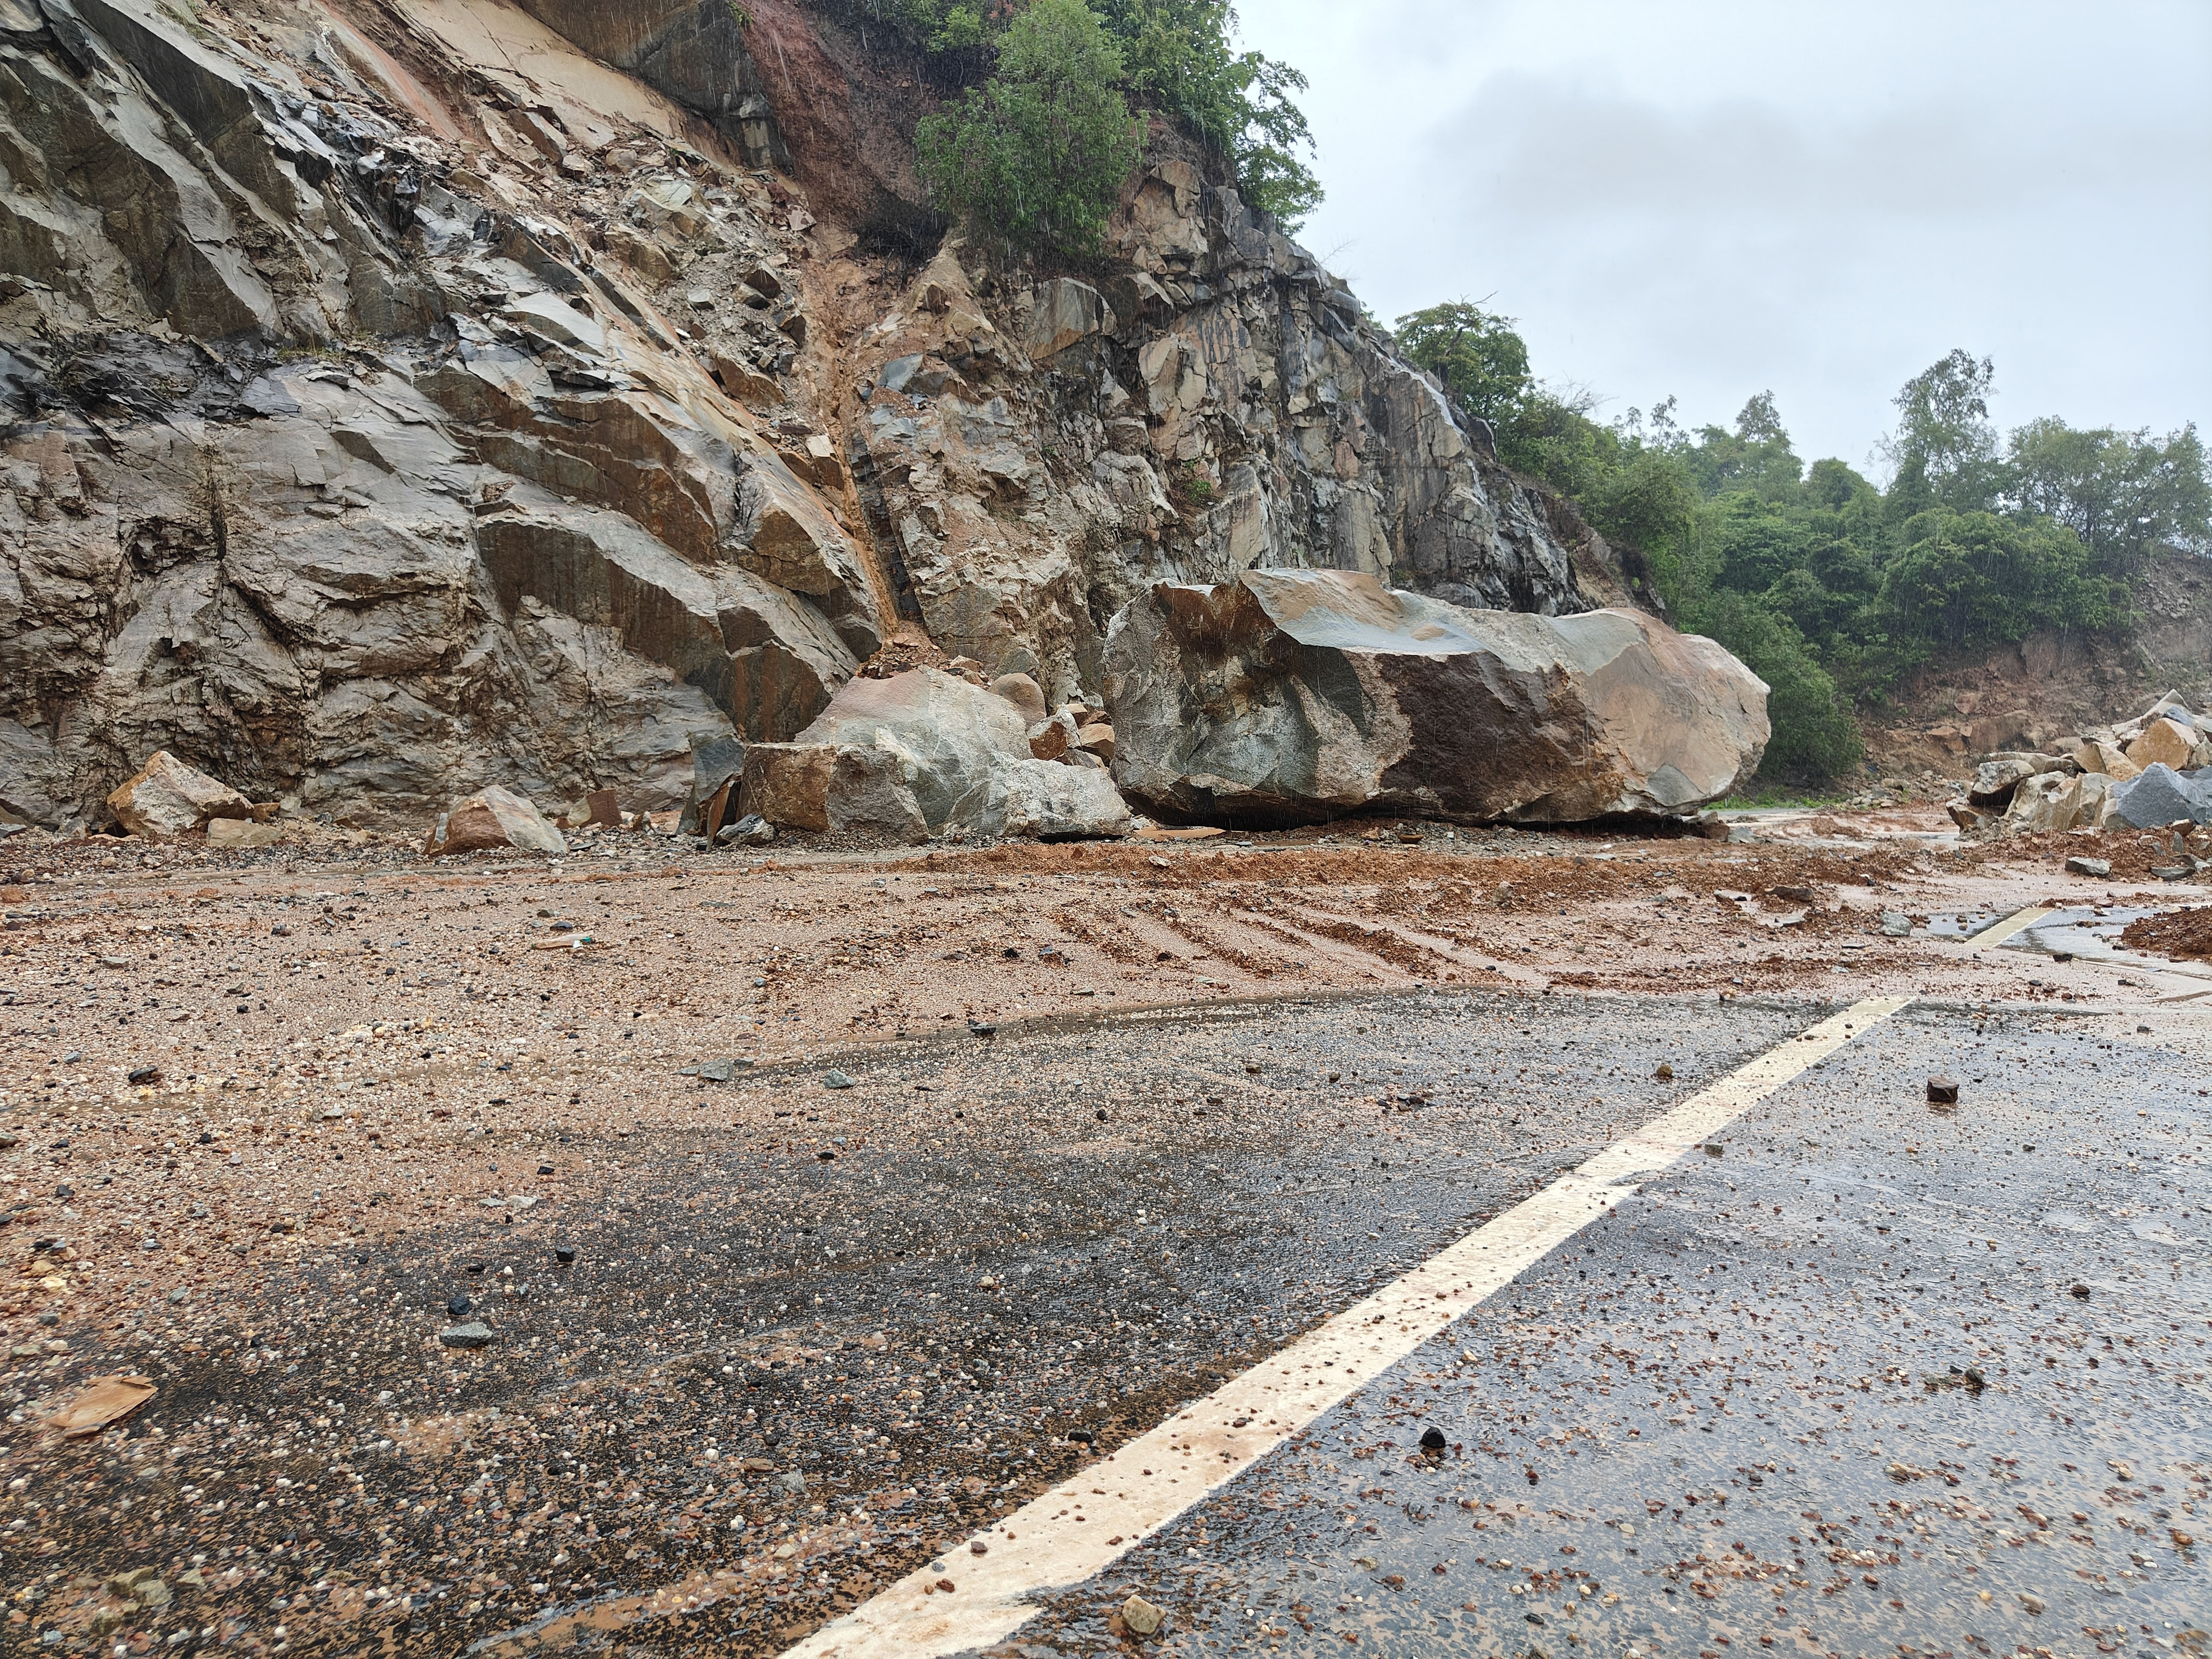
[{"xmin": 11, "ymin": 986, "xmax": 2208, "ymax": 1659}]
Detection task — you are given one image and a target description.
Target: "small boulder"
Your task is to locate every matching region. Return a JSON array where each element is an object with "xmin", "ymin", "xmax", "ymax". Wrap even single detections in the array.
[
  {"xmin": 1002, "ymin": 760, "xmax": 1131, "ymax": 840},
  {"xmin": 2071, "ymin": 737, "xmax": 2139, "ymax": 782},
  {"xmin": 106, "ymin": 752, "xmax": 253, "ymax": 839},
  {"xmin": 2127, "ymin": 715, "xmax": 2199, "ymax": 773},
  {"xmin": 1075, "ymin": 721, "xmax": 1116, "ymax": 763},
  {"xmin": 990, "ymin": 672, "xmax": 1049, "ymax": 726},
  {"xmin": 2063, "ymin": 855, "xmax": 2111, "ymax": 878},
  {"xmin": 1967, "ymin": 754, "xmax": 2050, "ymax": 807},
  {"xmin": 424, "ymin": 786, "xmax": 568, "ymax": 857},
  {"xmin": 1029, "ymin": 712, "xmax": 1075, "ymax": 762},
  {"xmin": 715, "ymin": 813, "xmax": 775, "ymax": 847},
  {"xmin": 2002, "ymin": 770, "xmax": 2115, "ymax": 835}
]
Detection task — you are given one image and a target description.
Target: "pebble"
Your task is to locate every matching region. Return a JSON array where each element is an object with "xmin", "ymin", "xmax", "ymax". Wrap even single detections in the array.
[
  {"xmin": 2062, "ymin": 855, "xmax": 2111, "ymax": 878},
  {"xmin": 1121, "ymin": 1594, "xmax": 1166, "ymax": 1636},
  {"xmin": 1877, "ymin": 910, "xmax": 1912, "ymax": 936},
  {"xmin": 823, "ymin": 1070, "xmax": 856, "ymax": 1089},
  {"xmin": 447, "ymin": 1295, "xmax": 472, "ymax": 1317},
  {"xmin": 437, "ymin": 1322, "xmax": 496, "ymax": 1349},
  {"xmin": 554, "ymin": 1246, "xmax": 576, "ymax": 1264}
]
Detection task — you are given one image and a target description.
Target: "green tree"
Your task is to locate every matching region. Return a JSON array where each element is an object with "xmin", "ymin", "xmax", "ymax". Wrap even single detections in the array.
[
  {"xmin": 1681, "ymin": 392, "xmax": 1803, "ymax": 501},
  {"xmin": 1682, "ymin": 590, "xmax": 1863, "ymax": 783},
  {"xmin": 902, "ymin": 0, "xmax": 1322, "ymax": 230},
  {"xmin": 916, "ymin": 0, "xmax": 1142, "ymax": 255},
  {"xmin": 1392, "ymin": 301, "xmax": 1533, "ymax": 427},
  {"xmin": 2004, "ymin": 416, "xmax": 2212, "ymax": 575},
  {"xmin": 1876, "ymin": 508, "xmax": 2117, "ymax": 650},
  {"xmin": 1881, "ymin": 349, "xmax": 2000, "ymax": 514}
]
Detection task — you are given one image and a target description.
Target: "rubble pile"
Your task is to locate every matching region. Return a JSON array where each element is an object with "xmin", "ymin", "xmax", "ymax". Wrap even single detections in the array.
[{"xmin": 1952, "ymin": 693, "xmax": 2212, "ymax": 839}]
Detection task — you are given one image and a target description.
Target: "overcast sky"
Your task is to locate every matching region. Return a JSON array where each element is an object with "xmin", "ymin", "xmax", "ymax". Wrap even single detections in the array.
[{"xmin": 1235, "ymin": 0, "xmax": 2212, "ymax": 474}]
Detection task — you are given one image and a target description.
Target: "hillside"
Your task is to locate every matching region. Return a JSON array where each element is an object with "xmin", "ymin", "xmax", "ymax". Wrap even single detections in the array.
[{"xmin": 0, "ymin": 0, "xmax": 1653, "ymax": 831}]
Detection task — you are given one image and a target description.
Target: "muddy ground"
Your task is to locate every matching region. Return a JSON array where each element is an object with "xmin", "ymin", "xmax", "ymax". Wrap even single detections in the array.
[{"xmin": 0, "ymin": 805, "xmax": 2206, "ymax": 1657}]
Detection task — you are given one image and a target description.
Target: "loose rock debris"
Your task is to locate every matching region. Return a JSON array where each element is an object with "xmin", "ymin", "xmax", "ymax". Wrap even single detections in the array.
[{"xmin": 0, "ymin": 808, "xmax": 2206, "ymax": 1655}]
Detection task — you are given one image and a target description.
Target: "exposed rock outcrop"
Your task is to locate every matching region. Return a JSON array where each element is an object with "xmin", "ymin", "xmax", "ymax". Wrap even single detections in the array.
[
  {"xmin": 1104, "ymin": 569, "xmax": 1768, "ymax": 827},
  {"xmin": 0, "ymin": 0, "xmax": 1620, "ymax": 831}
]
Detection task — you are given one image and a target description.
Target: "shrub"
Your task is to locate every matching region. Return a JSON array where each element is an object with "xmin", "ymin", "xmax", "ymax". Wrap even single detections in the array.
[{"xmin": 915, "ymin": 0, "xmax": 1141, "ymax": 256}]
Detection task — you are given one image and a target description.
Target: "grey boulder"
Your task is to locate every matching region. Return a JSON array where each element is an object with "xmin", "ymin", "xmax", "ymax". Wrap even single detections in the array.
[
  {"xmin": 2111, "ymin": 764, "xmax": 2212, "ymax": 830},
  {"xmin": 1103, "ymin": 569, "xmax": 1769, "ymax": 826}
]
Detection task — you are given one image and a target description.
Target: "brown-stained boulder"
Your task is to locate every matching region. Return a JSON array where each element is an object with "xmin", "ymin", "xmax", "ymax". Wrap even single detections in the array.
[
  {"xmin": 106, "ymin": 752, "xmax": 254, "ymax": 839},
  {"xmin": 738, "ymin": 743, "xmax": 927, "ymax": 842},
  {"xmin": 2127, "ymin": 715, "xmax": 2199, "ymax": 773},
  {"xmin": 424, "ymin": 786, "xmax": 569, "ymax": 857},
  {"xmin": 1103, "ymin": 569, "xmax": 1769, "ymax": 827},
  {"xmin": 1076, "ymin": 721, "xmax": 1116, "ymax": 763}
]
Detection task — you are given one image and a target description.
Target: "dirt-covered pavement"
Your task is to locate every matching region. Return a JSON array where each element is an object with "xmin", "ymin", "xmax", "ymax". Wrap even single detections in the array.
[{"xmin": 0, "ymin": 808, "xmax": 2206, "ymax": 1657}]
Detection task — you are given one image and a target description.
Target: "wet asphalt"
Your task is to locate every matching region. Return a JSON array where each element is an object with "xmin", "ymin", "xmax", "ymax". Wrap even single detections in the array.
[{"xmin": 11, "ymin": 991, "xmax": 2206, "ymax": 1658}]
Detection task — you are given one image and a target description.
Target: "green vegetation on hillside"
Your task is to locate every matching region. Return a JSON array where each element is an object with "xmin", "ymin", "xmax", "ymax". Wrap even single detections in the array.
[
  {"xmin": 1396, "ymin": 302, "xmax": 2211, "ymax": 785},
  {"xmin": 901, "ymin": 0, "xmax": 1320, "ymax": 252}
]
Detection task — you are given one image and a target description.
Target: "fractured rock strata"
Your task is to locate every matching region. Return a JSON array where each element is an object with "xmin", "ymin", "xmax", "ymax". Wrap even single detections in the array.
[
  {"xmin": 0, "ymin": 0, "xmax": 1629, "ymax": 832},
  {"xmin": 1104, "ymin": 569, "xmax": 1768, "ymax": 827}
]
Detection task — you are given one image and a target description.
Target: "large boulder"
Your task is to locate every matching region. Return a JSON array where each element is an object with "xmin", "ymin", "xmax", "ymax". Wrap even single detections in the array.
[
  {"xmin": 424, "ymin": 787, "xmax": 569, "ymax": 857},
  {"xmin": 1102, "ymin": 570, "xmax": 1769, "ymax": 826},
  {"xmin": 739, "ymin": 668, "xmax": 1131, "ymax": 839},
  {"xmin": 2111, "ymin": 764, "xmax": 2212, "ymax": 830},
  {"xmin": 2002, "ymin": 770, "xmax": 2119, "ymax": 835},
  {"xmin": 106, "ymin": 752, "xmax": 254, "ymax": 839}
]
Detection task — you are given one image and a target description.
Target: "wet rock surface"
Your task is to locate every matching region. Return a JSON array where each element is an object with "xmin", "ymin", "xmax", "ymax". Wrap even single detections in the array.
[
  {"xmin": 0, "ymin": 0, "xmax": 1620, "ymax": 836},
  {"xmin": 1105, "ymin": 570, "xmax": 1769, "ymax": 828}
]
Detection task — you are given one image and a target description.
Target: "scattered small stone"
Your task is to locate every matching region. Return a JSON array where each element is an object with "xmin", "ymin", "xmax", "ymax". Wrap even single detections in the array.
[
  {"xmin": 2063, "ymin": 856, "xmax": 2111, "ymax": 878},
  {"xmin": 1702, "ymin": 1142, "xmax": 1724, "ymax": 1157},
  {"xmin": 1926, "ymin": 1076, "xmax": 1960, "ymax": 1106},
  {"xmin": 438, "ymin": 1322, "xmax": 497, "ymax": 1349},
  {"xmin": 554, "ymin": 1247, "xmax": 576, "ymax": 1265},
  {"xmin": 776, "ymin": 1469, "xmax": 806, "ymax": 1494},
  {"xmin": 1654, "ymin": 1062, "xmax": 1674, "ymax": 1080},
  {"xmin": 1121, "ymin": 1594, "xmax": 1165, "ymax": 1637},
  {"xmin": 824, "ymin": 1070, "xmax": 855, "ymax": 1089},
  {"xmin": 1877, "ymin": 911, "xmax": 1912, "ymax": 937},
  {"xmin": 2018, "ymin": 1592, "xmax": 2046, "ymax": 1615},
  {"xmin": 537, "ymin": 1163, "xmax": 554, "ymax": 1175},
  {"xmin": 126, "ymin": 1065, "xmax": 160, "ymax": 1085},
  {"xmin": 447, "ymin": 1295, "xmax": 472, "ymax": 1317},
  {"xmin": 697, "ymin": 1058, "xmax": 744, "ymax": 1083},
  {"xmin": 969, "ymin": 1540, "xmax": 988, "ymax": 1555},
  {"xmin": 969, "ymin": 1021, "xmax": 997, "ymax": 1038},
  {"xmin": 1419, "ymin": 1426, "xmax": 1447, "ymax": 1452},
  {"xmin": 2069, "ymin": 1282, "xmax": 2091, "ymax": 1300}
]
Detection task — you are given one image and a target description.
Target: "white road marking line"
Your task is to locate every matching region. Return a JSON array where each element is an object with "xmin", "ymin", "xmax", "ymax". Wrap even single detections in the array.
[
  {"xmin": 1964, "ymin": 905, "xmax": 2054, "ymax": 947},
  {"xmin": 781, "ymin": 995, "xmax": 1914, "ymax": 1659}
]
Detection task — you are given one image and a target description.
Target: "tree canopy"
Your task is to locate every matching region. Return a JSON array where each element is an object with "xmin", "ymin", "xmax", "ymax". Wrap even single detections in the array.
[
  {"xmin": 898, "ymin": 0, "xmax": 1321, "ymax": 245},
  {"xmin": 1391, "ymin": 304, "xmax": 2209, "ymax": 788},
  {"xmin": 916, "ymin": 0, "xmax": 1141, "ymax": 256}
]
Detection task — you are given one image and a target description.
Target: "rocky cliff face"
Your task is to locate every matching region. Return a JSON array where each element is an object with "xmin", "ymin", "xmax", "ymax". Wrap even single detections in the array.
[{"xmin": 0, "ymin": 0, "xmax": 1617, "ymax": 830}]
